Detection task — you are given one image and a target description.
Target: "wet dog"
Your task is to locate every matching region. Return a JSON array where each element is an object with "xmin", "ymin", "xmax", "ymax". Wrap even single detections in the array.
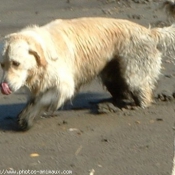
[{"xmin": 1, "ymin": 17, "xmax": 175, "ymax": 130}]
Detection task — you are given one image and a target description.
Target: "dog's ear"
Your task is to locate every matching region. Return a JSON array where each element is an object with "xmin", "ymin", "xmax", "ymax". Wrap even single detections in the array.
[{"xmin": 29, "ymin": 48, "xmax": 47, "ymax": 67}]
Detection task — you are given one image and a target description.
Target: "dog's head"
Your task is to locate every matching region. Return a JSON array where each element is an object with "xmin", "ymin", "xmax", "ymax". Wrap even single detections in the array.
[{"xmin": 0, "ymin": 33, "xmax": 47, "ymax": 95}]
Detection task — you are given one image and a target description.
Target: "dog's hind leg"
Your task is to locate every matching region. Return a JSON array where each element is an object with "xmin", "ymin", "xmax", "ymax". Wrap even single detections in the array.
[
  {"xmin": 130, "ymin": 82, "xmax": 153, "ymax": 108},
  {"xmin": 18, "ymin": 82, "xmax": 75, "ymax": 131},
  {"xmin": 124, "ymin": 50, "xmax": 162, "ymax": 108},
  {"xmin": 100, "ymin": 58, "xmax": 132, "ymax": 107}
]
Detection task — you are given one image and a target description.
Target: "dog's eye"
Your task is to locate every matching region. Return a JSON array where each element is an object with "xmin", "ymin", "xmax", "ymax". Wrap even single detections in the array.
[
  {"xmin": 12, "ymin": 61, "xmax": 20, "ymax": 67},
  {"xmin": 0, "ymin": 63, "xmax": 4, "ymax": 68}
]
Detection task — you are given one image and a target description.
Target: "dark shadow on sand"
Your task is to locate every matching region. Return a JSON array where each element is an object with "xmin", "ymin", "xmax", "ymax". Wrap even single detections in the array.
[
  {"xmin": 63, "ymin": 92, "xmax": 110, "ymax": 110},
  {"xmin": 0, "ymin": 103, "xmax": 25, "ymax": 131},
  {"xmin": 0, "ymin": 92, "xmax": 110, "ymax": 131}
]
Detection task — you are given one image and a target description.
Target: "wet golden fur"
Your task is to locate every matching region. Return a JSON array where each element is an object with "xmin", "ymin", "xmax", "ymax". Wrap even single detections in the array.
[{"xmin": 1, "ymin": 17, "xmax": 175, "ymax": 130}]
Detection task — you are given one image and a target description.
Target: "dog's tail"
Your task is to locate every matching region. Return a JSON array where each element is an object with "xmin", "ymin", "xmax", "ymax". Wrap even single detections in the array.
[{"xmin": 151, "ymin": 24, "xmax": 175, "ymax": 59}]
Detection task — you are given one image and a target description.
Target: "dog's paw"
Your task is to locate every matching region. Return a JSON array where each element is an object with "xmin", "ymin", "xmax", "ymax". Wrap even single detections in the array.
[{"xmin": 17, "ymin": 116, "xmax": 33, "ymax": 131}]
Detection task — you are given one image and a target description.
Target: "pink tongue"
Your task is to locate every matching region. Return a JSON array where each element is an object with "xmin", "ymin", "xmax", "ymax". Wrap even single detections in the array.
[{"xmin": 1, "ymin": 82, "xmax": 12, "ymax": 95}]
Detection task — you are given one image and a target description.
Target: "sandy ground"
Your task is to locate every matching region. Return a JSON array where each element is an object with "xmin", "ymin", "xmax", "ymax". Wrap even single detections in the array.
[{"xmin": 0, "ymin": 0, "xmax": 175, "ymax": 175}]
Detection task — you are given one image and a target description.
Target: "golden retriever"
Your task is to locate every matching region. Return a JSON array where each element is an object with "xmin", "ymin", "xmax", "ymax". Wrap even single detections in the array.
[{"xmin": 1, "ymin": 17, "xmax": 175, "ymax": 130}]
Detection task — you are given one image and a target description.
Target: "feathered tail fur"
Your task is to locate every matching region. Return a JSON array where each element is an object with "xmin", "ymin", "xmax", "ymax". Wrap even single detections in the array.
[{"xmin": 152, "ymin": 24, "xmax": 175, "ymax": 60}]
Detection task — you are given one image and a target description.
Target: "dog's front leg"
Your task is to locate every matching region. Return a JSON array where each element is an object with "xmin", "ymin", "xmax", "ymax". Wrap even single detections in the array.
[
  {"xmin": 17, "ymin": 87, "xmax": 60, "ymax": 131},
  {"xmin": 18, "ymin": 81, "xmax": 75, "ymax": 131}
]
